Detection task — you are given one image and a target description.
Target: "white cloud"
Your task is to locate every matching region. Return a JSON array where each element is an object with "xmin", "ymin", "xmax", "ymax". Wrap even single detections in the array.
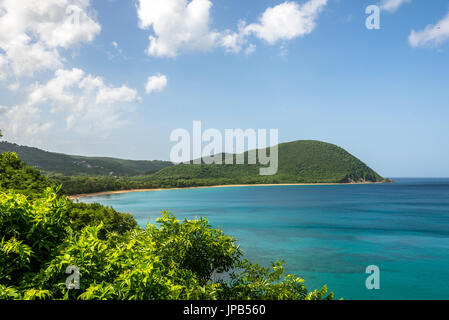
[
  {"xmin": 137, "ymin": 0, "xmax": 218, "ymax": 57},
  {"xmin": 107, "ymin": 41, "xmax": 126, "ymax": 61},
  {"xmin": 145, "ymin": 74, "xmax": 168, "ymax": 94},
  {"xmin": 218, "ymin": 21, "xmax": 249, "ymax": 54},
  {"xmin": 380, "ymin": 0, "xmax": 411, "ymax": 13},
  {"xmin": 245, "ymin": 44, "xmax": 256, "ymax": 56},
  {"xmin": 0, "ymin": 68, "xmax": 139, "ymax": 144},
  {"xmin": 219, "ymin": 30, "xmax": 244, "ymax": 54},
  {"xmin": 0, "ymin": 103, "xmax": 53, "ymax": 146},
  {"xmin": 0, "ymin": 0, "xmax": 100, "ymax": 79},
  {"xmin": 409, "ymin": 12, "xmax": 449, "ymax": 48},
  {"xmin": 96, "ymin": 85, "xmax": 138, "ymax": 104},
  {"xmin": 0, "ymin": 2, "xmax": 142, "ymax": 146},
  {"xmin": 27, "ymin": 68, "xmax": 85, "ymax": 108},
  {"xmin": 7, "ymin": 82, "xmax": 19, "ymax": 91},
  {"xmin": 244, "ymin": 0, "xmax": 327, "ymax": 45},
  {"xmin": 136, "ymin": 0, "xmax": 328, "ymax": 57},
  {"xmin": 0, "ymin": 54, "xmax": 8, "ymax": 81}
]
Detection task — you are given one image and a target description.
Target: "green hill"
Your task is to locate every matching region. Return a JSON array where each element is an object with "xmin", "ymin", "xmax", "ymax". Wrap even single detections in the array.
[
  {"xmin": 151, "ymin": 140, "xmax": 384, "ymax": 183},
  {"xmin": 0, "ymin": 140, "xmax": 386, "ymax": 195},
  {"xmin": 0, "ymin": 141, "xmax": 173, "ymax": 176}
]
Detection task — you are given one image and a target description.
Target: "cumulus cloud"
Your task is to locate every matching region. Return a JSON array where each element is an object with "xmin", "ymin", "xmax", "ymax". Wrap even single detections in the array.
[
  {"xmin": 409, "ymin": 12, "xmax": 449, "ymax": 48},
  {"xmin": 96, "ymin": 85, "xmax": 138, "ymax": 105},
  {"xmin": 380, "ymin": 0, "xmax": 411, "ymax": 13},
  {"xmin": 0, "ymin": 103, "xmax": 54, "ymax": 146},
  {"xmin": 219, "ymin": 30, "xmax": 245, "ymax": 54},
  {"xmin": 137, "ymin": 0, "xmax": 218, "ymax": 57},
  {"xmin": 244, "ymin": 0, "xmax": 327, "ymax": 45},
  {"xmin": 145, "ymin": 74, "xmax": 168, "ymax": 94},
  {"xmin": 0, "ymin": 0, "xmax": 100, "ymax": 79},
  {"xmin": 0, "ymin": 68, "xmax": 139, "ymax": 144},
  {"xmin": 136, "ymin": 0, "xmax": 328, "ymax": 57},
  {"xmin": 217, "ymin": 21, "xmax": 249, "ymax": 54}
]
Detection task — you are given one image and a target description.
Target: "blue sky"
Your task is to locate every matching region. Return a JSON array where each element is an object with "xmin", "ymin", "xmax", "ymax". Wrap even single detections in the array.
[{"xmin": 1, "ymin": 0, "xmax": 449, "ymax": 177}]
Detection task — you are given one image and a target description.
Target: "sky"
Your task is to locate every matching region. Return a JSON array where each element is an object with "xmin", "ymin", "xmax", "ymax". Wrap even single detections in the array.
[{"xmin": 0, "ymin": 0, "xmax": 449, "ymax": 177}]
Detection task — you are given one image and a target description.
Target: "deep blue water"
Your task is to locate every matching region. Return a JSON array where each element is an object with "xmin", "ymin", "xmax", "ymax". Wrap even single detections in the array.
[{"xmin": 80, "ymin": 178, "xmax": 449, "ymax": 300}]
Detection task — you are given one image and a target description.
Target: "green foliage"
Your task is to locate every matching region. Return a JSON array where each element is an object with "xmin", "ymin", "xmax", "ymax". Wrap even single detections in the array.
[
  {"xmin": 53, "ymin": 175, "xmax": 137, "ymax": 195},
  {"xmin": 66, "ymin": 202, "xmax": 137, "ymax": 239},
  {"xmin": 0, "ymin": 189, "xmax": 68, "ymax": 286},
  {"xmin": 221, "ymin": 260, "xmax": 333, "ymax": 300},
  {"xmin": 0, "ymin": 191, "xmax": 334, "ymax": 300},
  {"xmin": 32, "ymin": 214, "xmax": 233, "ymax": 300},
  {"xmin": 150, "ymin": 212, "xmax": 242, "ymax": 285},
  {"xmin": 153, "ymin": 140, "xmax": 384, "ymax": 183},
  {"xmin": 0, "ymin": 141, "xmax": 173, "ymax": 176},
  {"xmin": 0, "ymin": 152, "xmax": 55, "ymax": 199},
  {"xmin": 0, "ymin": 152, "xmax": 138, "ymax": 236}
]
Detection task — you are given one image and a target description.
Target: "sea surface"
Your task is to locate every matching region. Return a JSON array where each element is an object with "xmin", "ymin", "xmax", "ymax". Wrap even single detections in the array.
[{"xmin": 80, "ymin": 178, "xmax": 449, "ymax": 300}]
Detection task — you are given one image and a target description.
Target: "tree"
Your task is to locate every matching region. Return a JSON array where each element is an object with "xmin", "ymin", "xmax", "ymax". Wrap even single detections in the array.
[{"xmin": 0, "ymin": 152, "xmax": 55, "ymax": 199}]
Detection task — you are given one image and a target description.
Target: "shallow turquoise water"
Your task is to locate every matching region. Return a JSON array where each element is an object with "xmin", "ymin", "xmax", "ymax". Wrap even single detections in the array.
[{"xmin": 80, "ymin": 178, "xmax": 449, "ymax": 300}]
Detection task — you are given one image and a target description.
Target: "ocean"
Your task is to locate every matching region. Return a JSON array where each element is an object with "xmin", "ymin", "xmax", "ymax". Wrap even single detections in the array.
[{"xmin": 80, "ymin": 178, "xmax": 449, "ymax": 300}]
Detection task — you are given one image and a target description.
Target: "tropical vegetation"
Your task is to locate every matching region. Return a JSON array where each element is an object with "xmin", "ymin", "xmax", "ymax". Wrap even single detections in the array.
[
  {"xmin": 0, "ymin": 141, "xmax": 173, "ymax": 176},
  {"xmin": 38, "ymin": 140, "xmax": 387, "ymax": 195}
]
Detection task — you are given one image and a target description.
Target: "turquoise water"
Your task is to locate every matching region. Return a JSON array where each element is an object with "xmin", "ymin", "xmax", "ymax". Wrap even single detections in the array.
[{"xmin": 80, "ymin": 178, "xmax": 449, "ymax": 300}]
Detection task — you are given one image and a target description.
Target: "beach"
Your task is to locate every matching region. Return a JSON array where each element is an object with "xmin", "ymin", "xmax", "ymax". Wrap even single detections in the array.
[{"xmin": 68, "ymin": 181, "xmax": 383, "ymax": 200}]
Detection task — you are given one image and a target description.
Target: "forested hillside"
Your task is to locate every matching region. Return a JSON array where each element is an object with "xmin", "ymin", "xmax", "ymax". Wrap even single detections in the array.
[
  {"xmin": 1, "ymin": 139, "xmax": 387, "ymax": 196},
  {"xmin": 0, "ymin": 142, "xmax": 173, "ymax": 176},
  {"xmin": 152, "ymin": 140, "xmax": 384, "ymax": 183}
]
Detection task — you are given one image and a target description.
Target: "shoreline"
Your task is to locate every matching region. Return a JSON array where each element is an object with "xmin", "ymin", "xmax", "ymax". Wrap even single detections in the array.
[{"xmin": 68, "ymin": 181, "xmax": 384, "ymax": 200}]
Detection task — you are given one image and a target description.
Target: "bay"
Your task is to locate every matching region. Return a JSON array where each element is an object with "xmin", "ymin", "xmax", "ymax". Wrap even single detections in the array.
[{"xmin": 80, "ymin": 178, "xmax": 449, "ymax": 300}]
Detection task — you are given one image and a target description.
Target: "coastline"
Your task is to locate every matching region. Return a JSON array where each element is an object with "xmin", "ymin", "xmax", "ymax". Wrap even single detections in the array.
[{"xmin": 68, "ymin": 181, "xmax": 384, "ymax": 200}]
